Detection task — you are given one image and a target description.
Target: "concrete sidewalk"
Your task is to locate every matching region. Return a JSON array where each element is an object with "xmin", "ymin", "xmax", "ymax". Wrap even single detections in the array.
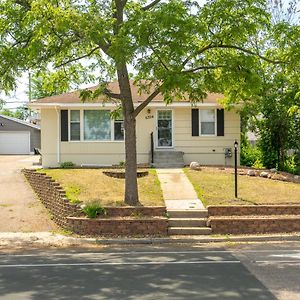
[{"xmin": 156, "ymin": 168, "xmax": 205, "ymax": 210}]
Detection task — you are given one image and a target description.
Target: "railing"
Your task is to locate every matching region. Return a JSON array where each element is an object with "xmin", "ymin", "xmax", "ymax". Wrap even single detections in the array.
[{"xmin": 150, "ymin": 132, "xmax": 154, "ymax": 164}]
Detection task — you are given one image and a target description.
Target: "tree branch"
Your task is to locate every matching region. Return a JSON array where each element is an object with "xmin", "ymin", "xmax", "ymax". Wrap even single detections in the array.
[
  {"xmin": 133, "ymin": 87, "xmax": 161, "ymax": 117},
  {"xmin": 142, "ymin": 0, "xmax": 162, "ymax": 11},
  {"xmin": 55, "ymin": 46, "xmax": 100, "ymax": 68},
  {"xmin": 103, "ymin": 88, "xmax": 122, "ymax": 100},
  {"xmin": 212, "ymin": 45, "xmax": 283, "ymax": 64},
  {"xmin": 183, "ymin": 65, "xmax": 226, "ymax": 73}
]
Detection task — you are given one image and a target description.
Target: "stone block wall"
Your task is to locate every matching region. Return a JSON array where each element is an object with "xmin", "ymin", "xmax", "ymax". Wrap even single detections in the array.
[
  {"xmin": 207, "ymin": 205, "xmax": 300, "ymax": 234},
  {"xmin": 208, "ymin": 216, "xmax": 300, "ymax": 234},
  {"xmin": 208, "ymin": 205, "xmax": 300, "ymax": 216},
  {"xmin": 23, "ymin": 169, "xmax": 80, "ymax": 228},
  {"xmin": 22, "ymin": 169, "xmax": 168, "ymax": 236}
]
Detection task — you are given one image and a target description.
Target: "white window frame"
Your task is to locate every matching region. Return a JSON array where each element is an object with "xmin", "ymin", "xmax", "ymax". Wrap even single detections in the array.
[
  {"xmin": 67, "ymin": 109, "xmax": 124, "ymax": 142},
  {"xmin": 199, "ymin": 109, "xmax": 217, "ymax": 137},
  {"xmin": 69, "ymin": 110, "xmax": 81, "ymax": 141}
]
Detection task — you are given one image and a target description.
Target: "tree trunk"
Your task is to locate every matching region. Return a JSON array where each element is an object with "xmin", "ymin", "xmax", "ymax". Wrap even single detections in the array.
[
  {"xmin": 123, "ymin": 112, "xmax": 139, "ymax": 206},
  {"xmin": 117, "ymin": 64, "xmax": 139, "ymax": 206}
]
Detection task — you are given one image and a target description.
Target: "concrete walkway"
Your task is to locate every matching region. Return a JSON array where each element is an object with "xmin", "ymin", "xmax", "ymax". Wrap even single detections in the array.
[{"xmin": 156, "ymin": 168, "xmax": 205, "ymax": 210}]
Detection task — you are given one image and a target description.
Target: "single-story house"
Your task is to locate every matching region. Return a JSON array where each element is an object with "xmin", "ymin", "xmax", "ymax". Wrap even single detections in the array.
[
  {"xmin": 29, "ymin": 82, "xmax": 240, "ymax": 168},
  {"xmin": 0, "ymin": 114, "xmax": 41, "ymax": 154}
]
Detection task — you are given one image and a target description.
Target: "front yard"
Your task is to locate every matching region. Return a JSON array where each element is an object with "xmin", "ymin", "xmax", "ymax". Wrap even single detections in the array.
[
  {"xmin": 40, "ymin": 169, "xmax": 164, "ymax": 207},
  {"xmin": 185, "ymin": 168, "xmax": 300, "ymax": 207}
]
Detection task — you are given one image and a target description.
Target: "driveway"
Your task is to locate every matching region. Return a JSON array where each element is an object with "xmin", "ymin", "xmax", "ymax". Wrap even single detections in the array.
[{"xmin": 0, "ymin": 155, "xmax": 57, "ymax": 232}]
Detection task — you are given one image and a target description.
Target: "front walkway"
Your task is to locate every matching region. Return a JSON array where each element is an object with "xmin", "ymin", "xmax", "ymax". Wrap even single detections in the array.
[{"xmin": 156, "ymin": 168, "xmax": 205, "ymax": 210}]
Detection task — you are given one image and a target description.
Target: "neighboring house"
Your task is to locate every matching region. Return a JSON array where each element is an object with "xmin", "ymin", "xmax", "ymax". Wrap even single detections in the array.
[
  {"xmin": 0, "ymin": 114, "xmax": 41, "ymax": 154},
  {"xmin": 29, "ymin": 82, "xmax": 240, "ymax": 167}
]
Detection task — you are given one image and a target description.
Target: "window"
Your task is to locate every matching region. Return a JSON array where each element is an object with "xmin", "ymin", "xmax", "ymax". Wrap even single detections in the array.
[
  {"xmin": 200, "ymin": 109, "xmax": 216, "ymax": 135},
  {"xmin": 84, "ymin": 110, "xmax": 111, "ymax": 141},
  {"xmin": 114, "ymin": 115, "xmax": 124, "ymax": 141},
  {"xmin": 70, "ymin": 110, "xmax": 80, "ymax": 141}
]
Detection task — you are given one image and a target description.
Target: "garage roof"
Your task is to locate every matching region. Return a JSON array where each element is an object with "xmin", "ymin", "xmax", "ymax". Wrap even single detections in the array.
[{"xmin": 0, "ymin": 115, "xmax": 40, "ymax": 130}]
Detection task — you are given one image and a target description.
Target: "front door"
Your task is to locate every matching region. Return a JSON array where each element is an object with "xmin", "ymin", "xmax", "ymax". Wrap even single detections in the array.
[{"xmin": 157, "ymin": 110, "xmax": 173, "ymax": 148}]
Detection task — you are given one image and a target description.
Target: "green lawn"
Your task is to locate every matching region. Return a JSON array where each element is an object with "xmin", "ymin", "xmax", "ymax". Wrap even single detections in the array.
[
  {"xmin": 184, "ymin": 168, "xmax": 300, "ymax": 207},
  {"xmin": 40, "ymin": 169, "xmax": 164, "ymax": 207}
]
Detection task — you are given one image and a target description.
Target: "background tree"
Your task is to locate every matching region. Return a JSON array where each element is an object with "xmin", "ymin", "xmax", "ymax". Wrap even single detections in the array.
[
  {"xmin": 240, "ymin": 0, "xmax": 300, "ymax": 172},
  {"xmin": 0, "ymin": 0, "xmax": 293, "ymax": 204}
]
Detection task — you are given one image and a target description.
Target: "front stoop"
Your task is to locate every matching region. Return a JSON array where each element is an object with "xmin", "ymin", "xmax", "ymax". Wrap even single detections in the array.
[
  {"xmin": 152, "ymin": 151, "xmax": 185, "ymax": 168},
  {"xmin": 168, "ymin": 209, "xmax": 212, "ymax": 235}
]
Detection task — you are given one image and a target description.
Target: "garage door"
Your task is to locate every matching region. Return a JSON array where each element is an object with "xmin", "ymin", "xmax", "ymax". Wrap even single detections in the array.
[{"xmin": 0, "ymin": 132, "xmax": 30, "ymax": 154}]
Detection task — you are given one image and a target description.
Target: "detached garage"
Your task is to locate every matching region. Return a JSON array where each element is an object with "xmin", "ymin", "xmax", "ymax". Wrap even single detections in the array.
[{"xmin": 0, "ymin": 115, "xmax": 40, "ymax": 154}]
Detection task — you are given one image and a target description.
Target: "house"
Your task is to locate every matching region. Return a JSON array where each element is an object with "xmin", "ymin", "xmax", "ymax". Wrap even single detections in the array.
[
  {"xmin": 29, "ymin": 82, "xmax": 240, "ymax": 167},
  {"xmin": 0, "ymin": 114, "xmax": 41, "ymax": 154}
]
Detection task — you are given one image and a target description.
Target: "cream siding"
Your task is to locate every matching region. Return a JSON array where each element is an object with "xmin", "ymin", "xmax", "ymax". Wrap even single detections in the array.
[{"xmin": 40, "ymin": 107, "xmax": 240, "ymax": 167}]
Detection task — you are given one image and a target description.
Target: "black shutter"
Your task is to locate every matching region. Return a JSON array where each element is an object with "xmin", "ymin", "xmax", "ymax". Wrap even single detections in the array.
[
  {"xmin": 217, "ymin": 109, "xmax": 224, "ymax": 136},
  {"xmin": 191, "ymin": 109, "xmax": 199, "ymax": 136},
  {"xmin": 61, "ymin": 110, "xmax": 69, "ymax": 141}
]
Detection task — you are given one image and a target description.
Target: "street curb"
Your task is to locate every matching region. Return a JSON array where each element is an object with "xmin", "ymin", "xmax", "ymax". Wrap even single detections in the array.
[{"xmin": 95, "ymin": 234, "xmax": 300, "ymax": 245}]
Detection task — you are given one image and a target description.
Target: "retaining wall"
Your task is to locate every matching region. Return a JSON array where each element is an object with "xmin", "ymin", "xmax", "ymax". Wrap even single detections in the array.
[{"xmin": 23, "ymin": 169, "xmax": 168, "ymax": 236}]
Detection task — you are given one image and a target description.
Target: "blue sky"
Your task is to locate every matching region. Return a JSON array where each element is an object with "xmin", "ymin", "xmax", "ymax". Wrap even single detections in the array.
[{"xmin": 1, "ymin": 0, "xmax": 299, "ymax": 110}]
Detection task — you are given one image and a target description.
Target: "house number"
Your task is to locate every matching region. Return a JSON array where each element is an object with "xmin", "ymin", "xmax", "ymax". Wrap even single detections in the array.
[{"xmin": 145, "ymin": 115, "xmax": 154, "ymax": 119}]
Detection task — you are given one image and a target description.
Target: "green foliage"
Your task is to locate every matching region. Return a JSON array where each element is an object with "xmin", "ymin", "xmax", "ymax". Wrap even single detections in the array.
[
  {"xmin": 0, "ymin": 107, "xmax": 30, "ymax": 120},
  {"xmin": 60, "ymin": 161, "xmax": 75, "ymax": 169},
  {"xmin": 82, "ymin": 202, "xmax": 106, "ymax": 219},
  {"xmin": 65, "ymin": 185, "xmax": 81, "ymax": 204},
  {"xmin": 284, "ymin": 154, "xmax": 300, "ymax": 175},
  {"xmin": 240, "ymin": 133, "xmax": 262, "ymax": 167}
]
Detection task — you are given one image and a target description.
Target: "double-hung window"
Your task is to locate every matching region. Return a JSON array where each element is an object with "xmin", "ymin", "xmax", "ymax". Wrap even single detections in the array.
[
  {"xmin": 114, "ymin": 115, "xmax": 124, "ymax": 141},
  {"xmin": 70, "ymin": 110, "xmax": 80, "ymax": 141},
  {"xmin": 200, "ymin": 109, "xmax": 216, "ymax": 135}
]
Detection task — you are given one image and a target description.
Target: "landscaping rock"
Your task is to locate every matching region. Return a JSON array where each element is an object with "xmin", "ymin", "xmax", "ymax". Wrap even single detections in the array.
[
  {"xmin": 190, "ymin": 162, "xmax": 201, "ymax": 170},
  {"xmin": 247, "ymin": 170, "xmax": 256, "ymax": 176},
  {"xmin": 270, "ymin": 168, "xmax": 277, "ymax": 173},
  {"xmin": 260, "ymin": 171, "xmax": 269, "ymax": 178}
]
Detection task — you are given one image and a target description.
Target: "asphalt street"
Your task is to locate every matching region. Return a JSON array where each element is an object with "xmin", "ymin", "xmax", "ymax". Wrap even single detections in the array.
[{"xmin": 0, "ymin": 243, "xmax": 299, "ymax": 300}]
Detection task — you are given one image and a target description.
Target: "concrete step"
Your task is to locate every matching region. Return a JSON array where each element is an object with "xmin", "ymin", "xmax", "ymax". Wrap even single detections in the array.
[
  {"xmin": 153, "ymin": 163, "xmax": 185, "ymax": 168},
  {"xmin": 154, "ymin": 151, "xmax": 184, "ymax": 157},
  {"xmin": 168, "ymin": 209, "xmax": 208, "ymax": 218},
  {"xmin": 168, "ymin": 227, "xmax": 212, "ymax": 235},
  {"xmin": 169, "ymin": 218, "xmax": 207, "ymax": 227}
]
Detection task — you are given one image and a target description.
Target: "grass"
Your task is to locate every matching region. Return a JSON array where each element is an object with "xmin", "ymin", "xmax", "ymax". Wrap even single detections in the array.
[
  {"xmin": 184, "ymin": 167, "xmax": 300, "ymax": 207},
  {"xmin": 39, "ymin": 169, "xmax": 164, "ymax": 207}
]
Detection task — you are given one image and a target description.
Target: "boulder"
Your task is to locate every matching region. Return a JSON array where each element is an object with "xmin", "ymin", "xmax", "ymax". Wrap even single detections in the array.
[
  {"xmin": 270, "ymin": 168, "xmax": 277, "ymax": 173},
  {"xmin": 247, "ymin": 170, "xmax": 256, "ymax": 176},
  {"xmin": 190, "ymin": 162, "xmax": 201, "ymax": 170},
  {"xmin": 260, "ymin": 171, "xmax": 269, "ymax": 178}
]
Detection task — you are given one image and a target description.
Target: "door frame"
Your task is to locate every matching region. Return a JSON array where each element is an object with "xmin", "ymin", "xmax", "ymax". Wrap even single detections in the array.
[{"xmin": 155, "ymin": 109, "xmax": 174, "ymax": 149}]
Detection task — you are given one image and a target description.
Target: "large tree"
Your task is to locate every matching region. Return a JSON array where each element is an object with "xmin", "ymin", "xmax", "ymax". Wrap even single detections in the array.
[
  {"xmin": 241, "ymin": 0, "xmax": 300, "ymax": 170},
  {"xmin": 0, "ymin": 0, "xmax": 290, "ymax": 205}
]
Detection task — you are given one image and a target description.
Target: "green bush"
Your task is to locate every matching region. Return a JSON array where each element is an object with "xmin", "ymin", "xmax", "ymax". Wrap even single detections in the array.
[
  {"xmin": 82, "ymin": 201, "xmax": 106, "ymax": 219},
  {"xmin": 284, "ymin": 154, "xmax": 300, "ymax": 175},
  {"xmin": 240, "ymin": 133, "xmax": 263, "ymax": 167},
  {"xmin": 60, "ymin": 161, "xmax": 75, "ymax": 168}
]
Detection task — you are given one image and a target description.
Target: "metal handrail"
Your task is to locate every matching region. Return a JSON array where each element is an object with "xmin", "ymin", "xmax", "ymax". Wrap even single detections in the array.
[{"xmin": 150, "ymin": 132, "xmax": 154, "ymax": 164}]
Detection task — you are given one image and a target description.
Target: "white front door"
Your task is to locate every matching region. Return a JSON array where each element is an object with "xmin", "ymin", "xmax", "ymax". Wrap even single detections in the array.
[{"xmin": 156, "ymin": 110, "xmax": 173, "ymax": 148}]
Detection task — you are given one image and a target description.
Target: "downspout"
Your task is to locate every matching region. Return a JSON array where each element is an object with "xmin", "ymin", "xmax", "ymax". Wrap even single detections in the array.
[{"xmin": 55, "ymin": 106, "xmax": 61, "ymax": 165}]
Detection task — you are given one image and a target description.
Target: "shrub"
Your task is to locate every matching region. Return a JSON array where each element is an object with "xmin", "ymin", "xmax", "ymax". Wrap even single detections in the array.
[
  {"xmin": 240, "ymin": 133, "xmax": 263, "ymax": 167},
  {"xmin": 60, "ymin": 161, "xmax": 75, "ymax": 168},
  {"xmin": 82, "ymin": 201, "xmax": 106, "ymax": 219}
]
